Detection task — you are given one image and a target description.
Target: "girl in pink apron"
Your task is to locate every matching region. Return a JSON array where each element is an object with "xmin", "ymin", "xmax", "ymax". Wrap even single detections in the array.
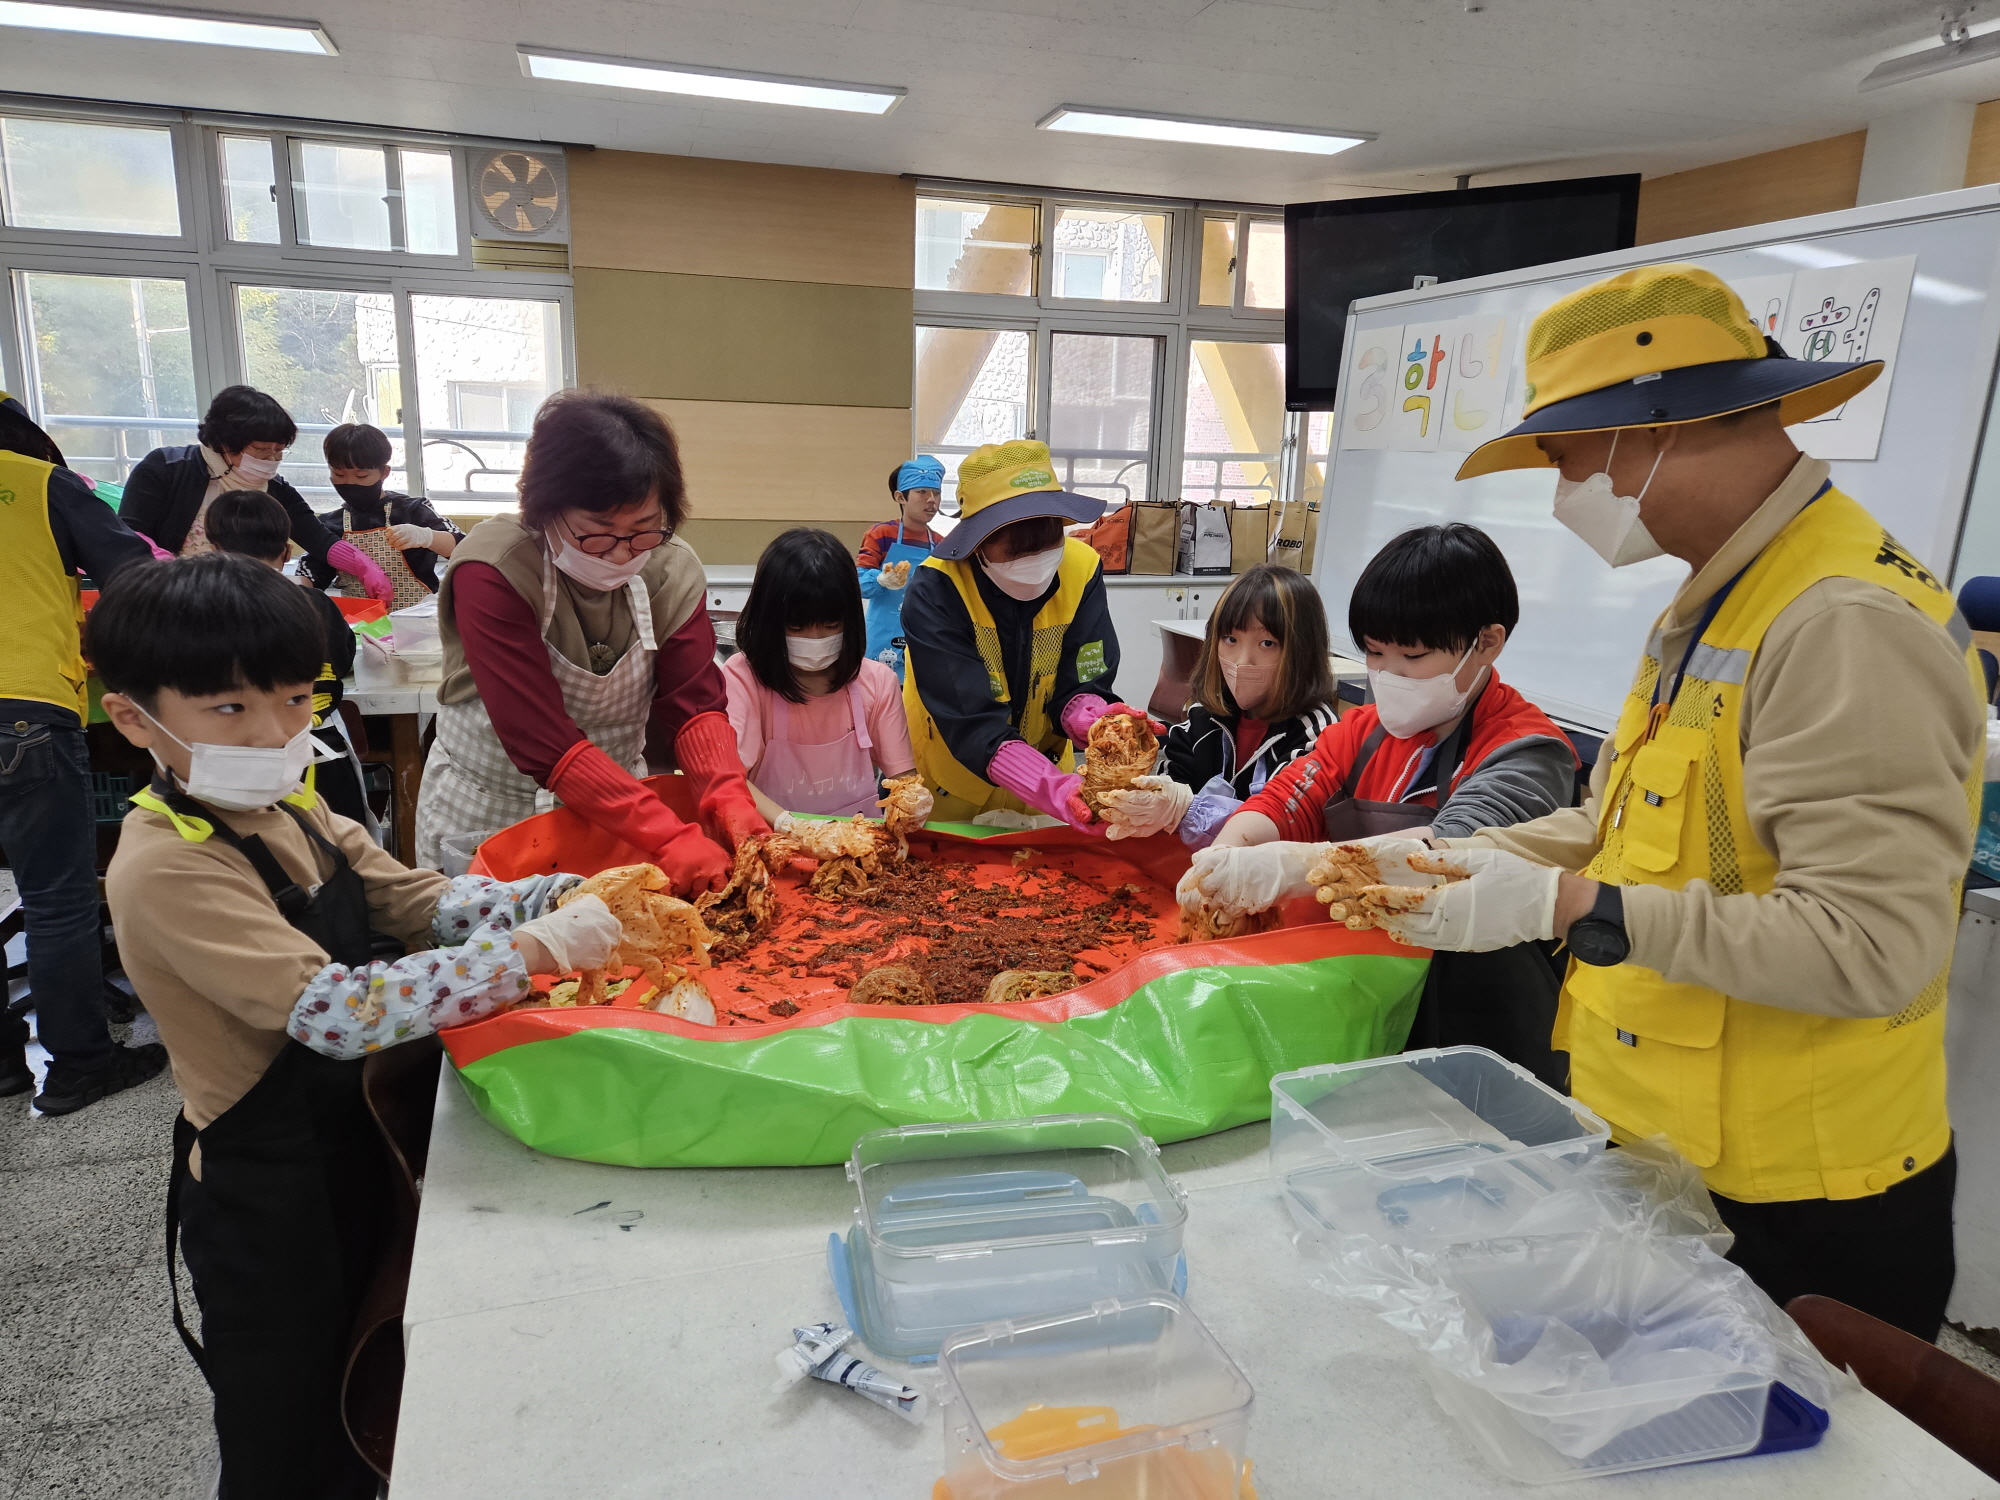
[{"xmin": 722, "ymin": 529, "xmax": 923, "ymax": 818}]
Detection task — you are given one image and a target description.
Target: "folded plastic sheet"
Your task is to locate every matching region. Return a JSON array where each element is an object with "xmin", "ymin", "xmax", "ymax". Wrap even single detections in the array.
[{"xmin": 1301, "ymin": 1139, "xmax": 1846, "ymax": 1459}]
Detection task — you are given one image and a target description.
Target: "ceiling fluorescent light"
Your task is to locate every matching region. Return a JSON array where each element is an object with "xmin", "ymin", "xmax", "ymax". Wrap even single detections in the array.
[
  {"xmin": 1860, "ymin": 12, "xmax": 2000, "ymax": 91},
  {"xmin": 1038, "ymin": 104, "xmax": 1370, "ymax": 156},
  {"xmin": 518, "ymin": 46, "xmax": 904, "ymax": 114},
  {"xmin": 0, "ymin": 0, "xmax": 332, "ymax": 52}
]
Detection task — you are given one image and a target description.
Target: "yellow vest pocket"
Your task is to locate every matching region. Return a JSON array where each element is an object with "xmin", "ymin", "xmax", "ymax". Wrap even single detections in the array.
[
  {"xmin": 1565, "ymin": 960, "xmax": 1724, "ymax": 1167},
  {"xmin": 1619, "ymin": 729, "xmax": 1702, "ymax": 874}
]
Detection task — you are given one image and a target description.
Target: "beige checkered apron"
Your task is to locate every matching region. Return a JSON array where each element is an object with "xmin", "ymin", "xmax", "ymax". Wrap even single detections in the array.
[
  {"xmin": 414, "ymin": 550, "xmax": 658, "ymax": 868},
  {"xmin": 330, "ymin": 512, "xmax": 431, "ymax": 610}
]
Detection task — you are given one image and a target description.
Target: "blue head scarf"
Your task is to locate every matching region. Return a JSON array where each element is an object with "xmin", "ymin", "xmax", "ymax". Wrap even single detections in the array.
[{"xmin": 894, "ymin": 455, "xmax": 945, "ymax": 495}]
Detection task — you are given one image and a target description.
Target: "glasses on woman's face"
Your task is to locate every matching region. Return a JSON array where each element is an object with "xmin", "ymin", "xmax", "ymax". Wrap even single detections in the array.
[{"xmin": 567, "ymin": 519, "xmax": 671, "ymax": 556}]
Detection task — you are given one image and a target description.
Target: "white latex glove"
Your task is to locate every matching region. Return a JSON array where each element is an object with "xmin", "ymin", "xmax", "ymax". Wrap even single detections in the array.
[
  {"xmin": 772, "ymin": 811, "xmax": 797, "ymax": 835},
  {"xmin": 897, "ymin": 783, "xmax": 934, "ymax": 824},
  {"xmin": 514, "ymin": 893, "xmax": 621, "ymax": 973},
  {"xmin": 1335, "ymin": 835, "xmax": 1444, "ymax": 889},
  {"xmin": 1099, "ymin": 774, "xmax": 1194, "ymax": 841},
  {"xmin": 877, "ymin": 565, "xmax": 908, "ymax": 590},
  {"xmin": 1177, "ymin": 841, "xmax": 1330, "ymax": 916},
  {"xmin": 1371, "ymin": 847, "xmax": 1561, "ymax": 953},
  {"xmin": 389, "ymin": 522, "xmax": 435, "ymax": 549}
]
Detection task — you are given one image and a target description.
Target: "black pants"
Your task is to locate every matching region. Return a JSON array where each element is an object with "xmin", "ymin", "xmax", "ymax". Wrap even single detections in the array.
[
  {"xmin": 1713, "ymin": 1145, "xmax": 1957, "ymax": 1342},
  {"xmin": 1408, "ymin": 940, "xmax": 1569, "ymax": 1093}
]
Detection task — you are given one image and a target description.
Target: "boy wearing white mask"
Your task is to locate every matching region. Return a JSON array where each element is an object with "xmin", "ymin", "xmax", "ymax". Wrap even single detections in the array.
[
  {"xmin": 94, "ymin": 554, "xmax": 621, "ymax": 1499},
  {"xmin": 724, "ymin": 528, "xmax": 923, "ymax": 817},
  {"xmin": 902, "ymin": 440, "xmax": 1154, "ymax": 828}
]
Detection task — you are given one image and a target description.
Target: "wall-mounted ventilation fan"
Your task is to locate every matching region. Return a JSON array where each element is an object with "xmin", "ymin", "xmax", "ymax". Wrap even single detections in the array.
[{"xmin": 469, "ymin": 148, "xmax": 569, "ymax": 241}]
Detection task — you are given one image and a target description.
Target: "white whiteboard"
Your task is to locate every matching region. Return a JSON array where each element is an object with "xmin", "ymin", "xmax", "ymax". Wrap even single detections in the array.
[{"xmin": 1312, "ymin": 184, "xmax": 2000, "ymax": 730}]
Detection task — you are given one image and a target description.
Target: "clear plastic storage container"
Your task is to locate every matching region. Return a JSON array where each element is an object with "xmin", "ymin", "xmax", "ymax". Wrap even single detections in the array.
[
  {"xmin": 1414, "ymin": 1234, "xmax": 1777, "ymax": 1483},
  {"xmin": 388, "ymin": 598, "xmax": 440, "ymax": 653},
  {"xmin": 934, "ymin": 1294, "xmax": 1254, "ymax": 1500},
  {"xmin": 836, "ymin": 1115, "xmax": 1187, "ymax": 1362},
  {"xmin": 1270, "ymin": 1047, "xmax": 1609, "ymax": 1251}
]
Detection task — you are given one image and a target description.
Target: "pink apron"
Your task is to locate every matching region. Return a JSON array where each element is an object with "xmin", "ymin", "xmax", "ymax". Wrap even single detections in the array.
[{"xmin": 753, "ymin": 680, "xmax": 879, "ymax": 816}]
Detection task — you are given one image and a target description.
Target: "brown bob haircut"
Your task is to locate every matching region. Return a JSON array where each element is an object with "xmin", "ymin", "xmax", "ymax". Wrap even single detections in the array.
[
  {"xmin": 517, "ymin": 390, "xmax": 688, "ymax": 533},
  {"xmin": 1189, "ymin": 564, "xmax": 1337, "ymax": 722}
]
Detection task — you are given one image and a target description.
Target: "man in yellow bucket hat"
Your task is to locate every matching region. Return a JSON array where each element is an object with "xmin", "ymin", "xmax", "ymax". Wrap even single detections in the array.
[
  {"xmin": 1367, "ymin": 263, "xmax": 1985, "ymax": 1340},
  {"xmin": 901, "ymin": 440, "xmax": 1157, "ymax": 827}
]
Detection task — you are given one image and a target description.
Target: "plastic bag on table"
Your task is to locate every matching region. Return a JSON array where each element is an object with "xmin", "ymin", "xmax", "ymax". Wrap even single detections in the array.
[{"xmin": 1383, "ymin": 1230, "xmax": 1845, "ymax": 1458}]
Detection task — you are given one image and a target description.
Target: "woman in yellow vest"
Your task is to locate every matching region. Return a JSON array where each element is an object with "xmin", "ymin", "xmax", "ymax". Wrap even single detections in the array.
[
  {"xmin": 1344, "ymin": 265, "xmax": 1985, "ymax": 1342},
  {"xmin": 901, "ymin": 441, "xmax": 1153, "ymax": 829}
]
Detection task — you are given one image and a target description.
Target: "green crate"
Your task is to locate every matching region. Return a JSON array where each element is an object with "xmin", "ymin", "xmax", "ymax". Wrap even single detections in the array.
[{"xmin": 92, "ymin": 771, "xmax": 133, "ymax": 824}]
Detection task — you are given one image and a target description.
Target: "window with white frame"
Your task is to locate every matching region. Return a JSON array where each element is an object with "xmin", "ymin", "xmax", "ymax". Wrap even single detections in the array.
[
  {"xmin": 0, "ymin": 98, "xmax": 571, "ymax": 510},
  {"xmin": 912, "ymin": 187, "xmax": 1298, "ymax": 548}
]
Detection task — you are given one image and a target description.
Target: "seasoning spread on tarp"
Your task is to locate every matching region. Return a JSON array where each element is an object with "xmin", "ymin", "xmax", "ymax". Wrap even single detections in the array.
[{"xmin": 443, "ymin": 776, "xmax": 1431, "ymax": 1168}]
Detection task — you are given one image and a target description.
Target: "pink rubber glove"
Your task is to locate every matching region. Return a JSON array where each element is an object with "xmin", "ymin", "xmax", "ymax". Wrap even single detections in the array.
[
  {"xmin": 130, "ymin": 529, "xmax": 174, "ymax": 562},
  {"xmin": 1060, "ymin": 696, "xmax": 1167, "ymax": 747},
  {"xmin": 327, "ymin": 538, "xmax": 394, "ymax": 605},
  {"xmin": 1061, "ymin": 693, "xmax": 1112, "ymax": 746},
  {"xmin": 988, "ymin": 739, "xmax": 1102, "ymax": 835}
]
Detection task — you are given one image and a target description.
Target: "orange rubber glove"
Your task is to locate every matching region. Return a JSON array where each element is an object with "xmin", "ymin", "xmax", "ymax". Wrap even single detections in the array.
[{"xmin": 547, "ymin": 740, "xmax": 731, "ymax": 896}]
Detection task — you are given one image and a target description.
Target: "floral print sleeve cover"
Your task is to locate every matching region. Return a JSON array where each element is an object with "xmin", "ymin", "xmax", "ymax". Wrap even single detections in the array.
[{"xmin": 287, "ymin": 873, "xmax": 582, "ymax": 1059}]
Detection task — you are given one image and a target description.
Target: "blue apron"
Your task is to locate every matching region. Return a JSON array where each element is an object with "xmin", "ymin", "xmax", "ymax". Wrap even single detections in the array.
[{"xmin": 861, "ymin": 523, "xmax": 934, "ymax": 680}]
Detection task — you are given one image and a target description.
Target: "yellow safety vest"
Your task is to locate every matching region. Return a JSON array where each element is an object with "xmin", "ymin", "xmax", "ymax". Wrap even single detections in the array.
[
  {"xmin": 903, "ymin": 539, "xmax": 1099, "ymax": 815},
  {"xmin": 0, "ymin": 452, "xmax": 89, "ymax": 720},
  {"xmin": 1564, "ymin": 485, "xmax": 1984, "ymax": 1203}
]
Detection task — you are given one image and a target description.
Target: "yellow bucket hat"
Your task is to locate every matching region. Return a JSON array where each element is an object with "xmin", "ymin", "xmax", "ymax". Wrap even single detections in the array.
[
  {"xmin": 932, "ymin": 439, "xmax": 1106, "ymax": 560},
  {"xmin": 1455, "ymin": 262, "xmax": 1883, "ymax": 480}
]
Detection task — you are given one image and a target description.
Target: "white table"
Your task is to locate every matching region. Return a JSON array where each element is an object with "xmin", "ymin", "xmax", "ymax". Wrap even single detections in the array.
[
  {"xmin": 389, "ymin": 1079, "xmax": 1998, "ymax": 1498},
  {"xmin": 341, "ymin": 675, "xmax": 438, "ymax": 861}
]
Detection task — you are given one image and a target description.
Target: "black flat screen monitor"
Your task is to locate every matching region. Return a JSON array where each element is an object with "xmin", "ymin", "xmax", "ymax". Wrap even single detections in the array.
[{"xmin": 1285, "ymin": 174, "xmax": 1639, "ymax": 410}]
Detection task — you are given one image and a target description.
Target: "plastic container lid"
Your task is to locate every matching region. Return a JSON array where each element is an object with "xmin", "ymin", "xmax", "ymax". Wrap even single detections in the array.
[
  {"xmin": 850, "ymin": 1115, "xmax": 1187, "ymax": 1266},
  {"xmin": 936, "ymin": 1294, "xmax": 1254, "ymax": 1497}
]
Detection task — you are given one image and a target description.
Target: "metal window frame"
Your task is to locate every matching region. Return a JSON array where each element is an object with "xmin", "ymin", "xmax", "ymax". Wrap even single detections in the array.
[
  {"xmin": 911, "ymin": 178, "xmax": 1295, "ymax": 507},
  {"xmin": 0, "ymin": 94, "xmax": 572, "ymax": 498}
]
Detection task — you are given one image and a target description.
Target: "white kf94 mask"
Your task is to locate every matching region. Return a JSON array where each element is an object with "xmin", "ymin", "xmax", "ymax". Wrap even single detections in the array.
[
  {"xmin": 1553, "ymin": 429, "xmax": 1667, "ymax": 568},
  {"xmin": 139, "ymin": 704, "xmax": 339, "ymax": 811}
]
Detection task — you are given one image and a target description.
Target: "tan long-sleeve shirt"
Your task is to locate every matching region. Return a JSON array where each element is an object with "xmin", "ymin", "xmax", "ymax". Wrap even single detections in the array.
[
  {"xmin": 107, "ymin": 796, "xmax": 448, "ymax": 1132},
  {"xmin": 1461, "ymin": 455, "xmax": 1983, "ymax": 1020}
]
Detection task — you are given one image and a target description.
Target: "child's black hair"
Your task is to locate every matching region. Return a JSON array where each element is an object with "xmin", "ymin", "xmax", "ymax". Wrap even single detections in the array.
[
  {"xmin": 1348, "ymin": 523, "xmax": 1519, "ymax": 655},
  {"xmin": 88, "ymin": 554, "xmax": 326, "ymax": 706},
  {"xmin": 196, "ymin": 385, "xmax": 298, "ymax": 456},
  {"xmin": 203, "ymin": 490, "xmax": 291, "ymax": 563},
  {"xmin": 736, "ymin": 528, "xmax": 867, "ymax": 704},
  {"xmin": 886, "ymin": 463, "xmax": 904, "ymax": 498},
  {"xmin": 323, "ymin": 422, "xmax": 394, "ymax": 471}
]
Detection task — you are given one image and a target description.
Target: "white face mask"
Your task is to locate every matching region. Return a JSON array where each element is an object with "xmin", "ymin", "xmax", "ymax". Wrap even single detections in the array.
[
  {"xmin": 979, "ymin": 543, "xmax": 1064, "ymax": 601},
  {"xmin": 1221, "ymin": 658, "xmax": 1276, "ymax": 714},
  {"xmin": 138, "ymin": 704, "xmax": 337, "ymax": 811},
  {"xmin": 552, "ymin": 538, "xmax": 649, "ymax": 591},
  {"xmin": 786, "ymin": 632, "xmax": 844, "ymax": 671},
  {"xmin": 1368, "ymin": 643, "xmax": 1480, "ymax": 739},
  {"xmin": 232, "ymin": 453, "xmax": 282, "ymax": 483},
  {"xmin": 1552, "ymin": 430, "xmax": 1666, "ymax": 568}
]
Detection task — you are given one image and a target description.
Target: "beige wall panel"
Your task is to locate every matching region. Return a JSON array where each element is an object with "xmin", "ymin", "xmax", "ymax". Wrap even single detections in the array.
[
  {"xmin": 680, "ymin": 517, "xmax": 874, "ymax": 565},
  {"xmin": 1635, "ymin": 133, "xmax": 1865, "ymax": 245},
  {"xmin": 574, "ymin": 268, "xmax": 912, "ymax": 408},
  {"xmin": 569, "ymin": 148, "xmax": 914, "ymax": 289},
  {"xmin": 648, "ymin": 397, "xmax": 908, "ymax": 527},
  {"xmin": 1967, "ymin": 100, "xmax": 2000, "ymax": 186}
]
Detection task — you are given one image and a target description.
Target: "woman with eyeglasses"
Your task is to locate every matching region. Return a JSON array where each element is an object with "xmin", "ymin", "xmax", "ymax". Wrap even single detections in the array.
[{"xmin": 415, "ymin": 391, "xmax": 769, "ymax": 892}]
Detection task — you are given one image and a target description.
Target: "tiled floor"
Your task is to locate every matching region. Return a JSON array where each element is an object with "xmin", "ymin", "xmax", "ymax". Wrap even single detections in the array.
[{"xmin": 0, "ymin": 992, "xmax": 215, "ymax": 1500}]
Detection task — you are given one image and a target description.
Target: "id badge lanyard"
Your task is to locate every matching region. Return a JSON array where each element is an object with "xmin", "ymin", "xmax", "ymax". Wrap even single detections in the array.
[{"xmin": 1618, "ymin": 480, "xmax": 1828, "ymax": 824}]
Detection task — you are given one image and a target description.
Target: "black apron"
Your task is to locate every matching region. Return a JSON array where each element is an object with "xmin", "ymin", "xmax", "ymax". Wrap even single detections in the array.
[
  {"xmin": 160, "ymin": 786, "xmax": 401, "ymax": 1500},
  {"xmin": 1319, "ymin": 717, "xmax": 1571, "ymax": 1090},
  {"xmin": 1319, "ymin": 721, "xmax": 1468, "ymax": 842}
]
